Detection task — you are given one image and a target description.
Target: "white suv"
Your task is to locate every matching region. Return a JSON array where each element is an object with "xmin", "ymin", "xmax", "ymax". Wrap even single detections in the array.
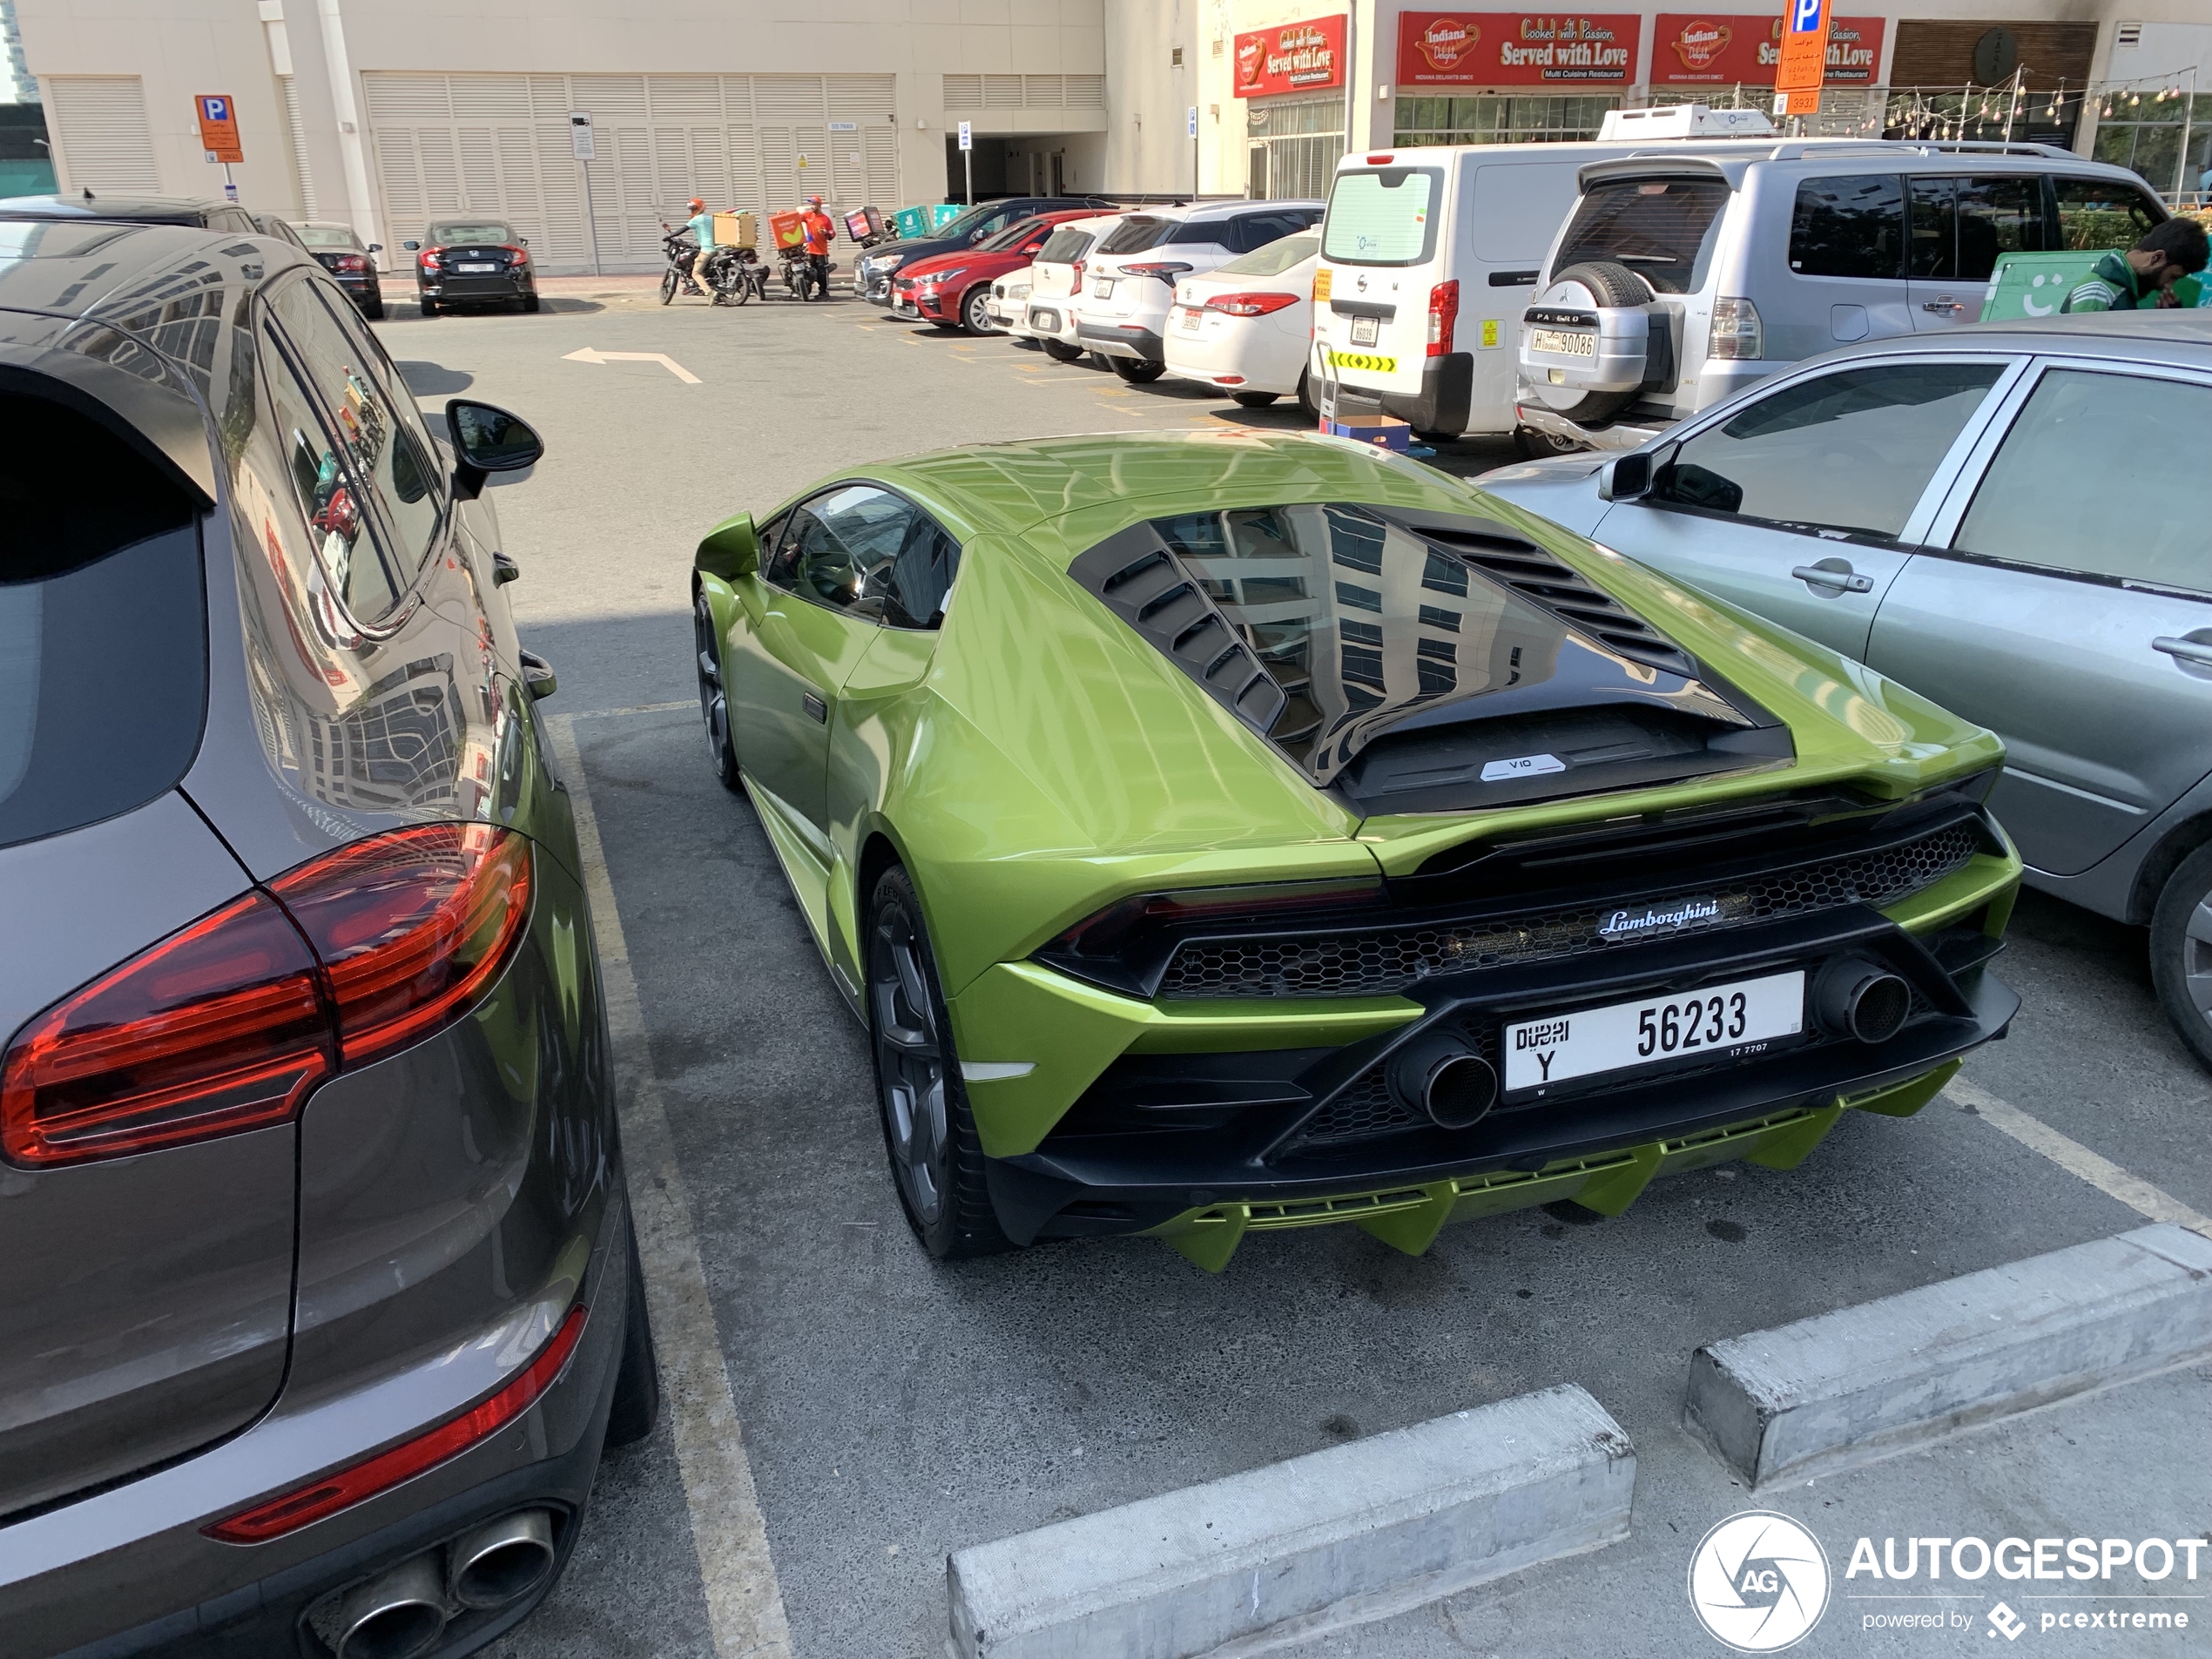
[
  {"xmin": 1025, "ymin": 215, "xmax": 1122, "ymax": 362},
  {"xmin": 1076, "ymin": 200, "xmax": 1321, "ymax": 381}
]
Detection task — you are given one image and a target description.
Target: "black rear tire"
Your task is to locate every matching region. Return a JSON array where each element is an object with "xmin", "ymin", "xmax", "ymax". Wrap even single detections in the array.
[
  {"xmin": 1514, "ymin": 423, "xmax": 1586, "ymax": 458},
  {"xmin": 867, "ymin": 867, "xmax": 1015, "ymax": 1259},
  {"xmin": 364, "ymin": 292, "xmax": 387, "ymax": 320},
  {"xmin": 419, "ymin": 296, "xmax": 438, "ymax": 318},
  {"xmin": 1296, "ymin": 368, "xmax": 1318, "ymax": 420},
  {"xmin": 602, "ymin": 1206, "xmax": 661, "ymax": 1449},
  {"xmin": 1231, "ymin": 390, "xmax": 1279, "ymax": 408},
  {"xmin": 2150, "ymin": 842, "xmax": 2212, "ymax": 1074},
  {"xmin": 1040, "ymin": 337, "xmax": 1083, "ymax": 362},
  {"xmin": 1109, "ymin": 356, "xmax": 1167, "ymax": 384},
  {"xmin": 522, "ymin": 292, "xmax": 541, "ymax": 314}
]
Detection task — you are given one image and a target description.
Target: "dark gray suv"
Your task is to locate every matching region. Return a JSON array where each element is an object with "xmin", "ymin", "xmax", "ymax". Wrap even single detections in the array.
[{"xmin": 0, "ymin": 219, "xmax": 654, "ymax": 1656}]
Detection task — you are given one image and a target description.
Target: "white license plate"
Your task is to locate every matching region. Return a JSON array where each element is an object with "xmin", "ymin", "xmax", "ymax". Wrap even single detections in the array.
[
  {"xmin": 1030, "ymin": 307, "xmax": 1060, "ymax": 331},
  {"xmin": 1178, "ymin": 307, "xmax": 1203, "ymax": 331},
  {"xmin": 1503, "ymin": 969, "xmax": 1805, "ymax": 1095},
  {"xmin": 1531, "ymin": 326, "xmax": 1595, "ymax": 357},
  {"xmin": 455, "ymin": 262, "xmax": 499, "ymax": 273},
  {"xmin": 1350, "ymin": 314, "xmax": 1379, "ymax": 345},
  {"xmin": 1092, "ymin": 277, "xmax": 1114, "ymax": 298}
]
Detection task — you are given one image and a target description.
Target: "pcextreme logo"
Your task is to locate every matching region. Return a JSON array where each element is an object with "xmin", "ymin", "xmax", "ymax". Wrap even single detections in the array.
[{"xmin": 1689, "ymin": 1511, "xmax": 1831, "ymax": 1652}]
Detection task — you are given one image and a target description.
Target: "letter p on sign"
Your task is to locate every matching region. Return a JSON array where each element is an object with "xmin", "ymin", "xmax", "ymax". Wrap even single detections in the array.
[{"xmin": 196, "ymin": 93, "xmax": 243, "ymax": 164}]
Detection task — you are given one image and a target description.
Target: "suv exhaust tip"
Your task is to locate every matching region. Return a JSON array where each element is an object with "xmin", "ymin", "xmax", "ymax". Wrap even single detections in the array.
[
  {"xmin": 1816, "ymin": 960, "xmax": 1913, "ymax": 1045},
  {"xmin": 1388, "ymin": 1030, "xmax": 1499, "ymax": 1130},
  {"xmin": 450, "ymin": 1507, "xmax": 556, "ymax": 1610},
  {"xmin": 325, "ymin": 1554, "xmax": 447, "ymax": 1659}
]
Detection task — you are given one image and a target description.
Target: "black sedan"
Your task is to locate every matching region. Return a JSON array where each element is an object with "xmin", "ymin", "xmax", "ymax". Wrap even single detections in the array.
[
  {"xmin": 404, "ymin": 219, "xmax": 540, "ymax": 316},
  {"xmin": 264, "ymin": 218, "xmax": 388, "ymax": 318}
]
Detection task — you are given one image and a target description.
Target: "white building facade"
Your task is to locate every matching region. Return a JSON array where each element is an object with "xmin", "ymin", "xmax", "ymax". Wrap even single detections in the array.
[{"xmin": 16, "ymin": 0, "xmax": 2210, "ymax": 271}]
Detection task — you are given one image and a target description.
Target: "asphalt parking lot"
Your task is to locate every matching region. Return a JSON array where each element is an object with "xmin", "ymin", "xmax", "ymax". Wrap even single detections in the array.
[{"xmin": 374, "ymin": 283, "xmax": 2212, "ymax": 1658}]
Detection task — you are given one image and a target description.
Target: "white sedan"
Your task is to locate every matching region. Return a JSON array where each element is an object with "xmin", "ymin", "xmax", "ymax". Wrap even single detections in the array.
[
  {"xmin": 1162, "ymin": 232, "xmax": 1319, "ymax": 413},
  {"xmin": 986, "ymin": 266, "xmax": 1033, "ymax": 335}
]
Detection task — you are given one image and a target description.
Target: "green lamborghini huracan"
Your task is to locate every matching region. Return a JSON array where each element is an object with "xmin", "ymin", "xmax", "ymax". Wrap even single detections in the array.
[{"xmin": 691, "ymin": 430, "xmax": 2020, "ymax": 1269}]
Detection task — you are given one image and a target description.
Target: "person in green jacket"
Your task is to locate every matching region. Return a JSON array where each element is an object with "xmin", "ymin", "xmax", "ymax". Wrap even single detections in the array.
[{"xmin": 2063, "ymin": 218, "xmax": 2210, "ymax": 312}]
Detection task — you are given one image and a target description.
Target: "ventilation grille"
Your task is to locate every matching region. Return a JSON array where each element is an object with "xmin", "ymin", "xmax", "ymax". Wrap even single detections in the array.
[
  {"xmin": 1072, "ymin": 530, "xmax": 1290, "ymax": 735},
  {"xmin": 1157, "ymin": 821, "xmax": 1982, "ymax": 999},
  {"xmin": 943, "ymin": 74, "xmax": 1104, "ymax": 111},
  {"xmin": 1420, "ymin": 525, "xmax": 1700, "ymax": 679}
]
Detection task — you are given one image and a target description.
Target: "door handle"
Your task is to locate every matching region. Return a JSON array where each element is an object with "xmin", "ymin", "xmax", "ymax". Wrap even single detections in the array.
[
  {"xmin": 2153, "ymin": 636, "xmax": 2212, "ymax": 669},
  {"xmin": 1791, "ymin": 563, "xmax": 1874, "ymax": 594},
  {"xmin": 1920, "ymin": 298, "xmax": 1964, "ymax": 314},
  {"xmin": 803, "ymin": 691, "xmax": 828, "ymax": 724}
]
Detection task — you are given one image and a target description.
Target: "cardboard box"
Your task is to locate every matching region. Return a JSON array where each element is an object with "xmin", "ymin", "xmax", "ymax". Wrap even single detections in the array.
[
  {"xmin": 1324, "ymin": 413, "xmax": 1413, "ymax": 452},
  {"xmin": 715, "ymin": 211, "xmax": 756, "ymax": 249}
]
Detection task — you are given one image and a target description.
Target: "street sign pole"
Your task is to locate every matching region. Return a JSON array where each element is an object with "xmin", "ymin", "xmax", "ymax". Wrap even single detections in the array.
[
  {"xmin": 570, "ymin": 112, "xmax": 601, "ymax": 276},
  {"xmin": 195, "ymin": 94, "xmax": 244, "ymax": 200},
  {"xmin": 959, "ymin": 119, "xmax": 973, "ymax": 206},
  {"xmin": 1189, "ymin": 105, "xmax": 1198, "ymax": 199}
]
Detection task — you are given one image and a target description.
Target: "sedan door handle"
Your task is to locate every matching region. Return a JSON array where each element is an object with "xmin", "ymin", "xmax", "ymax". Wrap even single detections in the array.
[
  {"xmin": 802, "ymin": 691, "xmax": 828, "ymax": 724},
  {"xmin": 1921, "ymin": 299, "xmax": 1965, "ymax": 314},
  {"xmin": 2153, "ymin": 636, "xmax": 2212, "ymax": 669},
  {"xmin": 1791, "ymin": 563, "xmax": 1874, "ymax": 594}
]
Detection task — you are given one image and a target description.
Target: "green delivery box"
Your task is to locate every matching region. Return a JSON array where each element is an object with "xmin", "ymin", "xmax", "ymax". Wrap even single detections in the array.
[{"xmin": 1979, "ymin": 251, "xmax": 2110, "ymax": 321}]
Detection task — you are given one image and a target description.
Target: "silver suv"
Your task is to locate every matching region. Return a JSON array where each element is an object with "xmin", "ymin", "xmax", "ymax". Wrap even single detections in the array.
[{"xmin": 1516, "ymin": 141, "xmax": 2168, "ymax": 450}]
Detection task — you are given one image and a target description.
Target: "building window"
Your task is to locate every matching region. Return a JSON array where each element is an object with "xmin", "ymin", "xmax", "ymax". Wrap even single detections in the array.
[
  {"xmin": 1247, "ymin": 94, "xmax": 1343, "ymax": 200},
  {"xmin": 2091, "ymin": 93, "xmax": 2212, "ymax": 196},
  {"xmin": 1392, "ymin": 94, "xmax": 1620, "ymax": 147}
]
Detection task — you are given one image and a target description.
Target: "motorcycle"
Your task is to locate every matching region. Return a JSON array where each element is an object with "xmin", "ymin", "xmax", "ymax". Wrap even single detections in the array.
[
  {"xmin": 779, "ymin": 246, "xmax": 835, "ymax": 303},
  {"xmin": 658, "ymin": 228, "xmax": 710, "ymax": 306},
  {"xmin": 714, "ymin": 246, "xmax": 771, "ymax": 306}
]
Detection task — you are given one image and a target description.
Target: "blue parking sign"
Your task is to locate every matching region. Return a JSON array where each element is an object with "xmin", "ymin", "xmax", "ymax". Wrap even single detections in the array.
[{"xmin": 1788, "ymin": 0, "xmax": 1824, "ymax": 32}]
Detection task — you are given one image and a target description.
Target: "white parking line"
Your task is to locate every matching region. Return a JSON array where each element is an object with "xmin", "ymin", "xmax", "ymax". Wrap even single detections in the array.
[
  {"xmin": 545, "ymin": 711, "xmax": 795, "ymax": 1659},
  {"xmin": 1950, "ymin": 1076, "xmax": 2212, "ymax": 1239}
]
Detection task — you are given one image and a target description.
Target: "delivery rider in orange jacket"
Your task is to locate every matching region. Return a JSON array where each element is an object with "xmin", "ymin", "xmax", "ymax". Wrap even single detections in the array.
[{"xmin": 799, "ymin": 196, "xmax": 836, "ymax": 294}]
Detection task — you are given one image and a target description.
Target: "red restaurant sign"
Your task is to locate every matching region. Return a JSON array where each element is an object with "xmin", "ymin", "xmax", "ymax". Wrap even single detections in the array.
[
  {"xmin": 1396, "ymin": 13, "xmax": 1641, "ymax": 86},
  {"xmin": 1653, "ymin": 13, "xmax": 1884, "ymax": 84},
  {"xmin": 1232, "ymin": 14, "xmax": 1347, "ymax": 98}
]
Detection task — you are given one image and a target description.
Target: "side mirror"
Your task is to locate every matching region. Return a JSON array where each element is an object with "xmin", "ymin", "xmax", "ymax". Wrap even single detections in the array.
[
  {"xmin": 695, "ymin": 512, "xmax": 759, "ymax": 582},
  {"xmin": 367, "ymin": 242, "xmax": 382, "ymax": 253},
  {"xmin": 402, "ymin": 239, "xmax": 421, "ymax": 251},
  {"xmin": 445, "ymin": 400, "xmax": 543, "ymax": 501},
  {"xmin": 1597, "ymin": 451, "xmax": 1654, "ymax": 502},
  {"xmin": 519, "ymin": 237, "xmax": 529, "ymax": 247}
]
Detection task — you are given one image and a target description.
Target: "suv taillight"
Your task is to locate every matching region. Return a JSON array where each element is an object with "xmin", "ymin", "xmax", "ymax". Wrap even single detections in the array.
[
  {"xmin": 1426, "ymin": 279, "xmax": 1460, "ymax": 356},
  {"xmin": 1709, "ymin": 296, "xmax": 1763, "ymax": 361},
  {"xmin": 1, "ymin": 826, "xmax": 531, "ymax": 1168}
]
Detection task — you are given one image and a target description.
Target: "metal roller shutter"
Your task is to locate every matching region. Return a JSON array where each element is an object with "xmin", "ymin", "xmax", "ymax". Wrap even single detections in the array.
[
  {"xmin": 45, "ymin": 76, "xmax": 159, "ymax": 194},
  {"xmin": 364, "ymin": 71, "xmax": 900, "ymax": 274}
]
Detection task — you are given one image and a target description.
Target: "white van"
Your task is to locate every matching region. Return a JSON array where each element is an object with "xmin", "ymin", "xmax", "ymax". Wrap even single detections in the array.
[{"xmin": 1308, "ymin": 121, "xmax": 1804, "ymax": 448}]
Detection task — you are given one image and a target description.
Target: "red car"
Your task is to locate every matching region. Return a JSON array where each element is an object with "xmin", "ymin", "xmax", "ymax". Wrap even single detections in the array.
[{"xmin": 890, "ymin": 210, "xmax": 1097, "ymax": 335}]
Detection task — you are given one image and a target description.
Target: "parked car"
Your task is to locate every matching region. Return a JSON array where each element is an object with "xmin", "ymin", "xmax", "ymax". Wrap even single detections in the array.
[
  {"xmin": 853, "ymin": 195, "xmax": 1116, "ymax": 303},
  {"xmin": 1076, "ymin": 200, "xmax": 1321, "ymax": 382},
  {"xmin": 1022, "ymin": 213, "xmax": 1122, "ymax": 362},
  {"xmin": 890, "ymin": 210, "xmax": 1095, "ymax": 334},
  {"xmin": 1163, "ymin": 229, "xmax": 1320, "ymax": 411},
  {"xmin": 404, "ymin": 218, "xmax": 540, "ymax": 315},
  {"xmin": 691, "ymin": 430, "xmax": 2020, "ymax": 1270},
  {"xmin": 985, "ymin": 267, "xmax": 1030, "ymax": 334},
  {"xmin": 0, "ymin": 219, "xmax": 655, "ymax": 1656},
  {"xmin": 288, "ymin": 218, "xmax": 388, "ymax": 319},
  {"xmin": 1514, "ymin": 143, "xmax": 2168, "ymax": 451},
  {"xmin": 1479, "ymin": 310, "xmax": 2212, "ymax": 1067},
  {"xmin": 0, "ymin": 190, "xmax": 260, "ymax": 233}
]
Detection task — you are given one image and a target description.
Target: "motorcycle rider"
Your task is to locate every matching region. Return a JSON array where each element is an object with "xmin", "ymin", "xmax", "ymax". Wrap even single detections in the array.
[
  {"xmin": 683, "ymin": 197, "xmax": 724, "ymax": 298},
  {"xmin": 799, "ymin": 195, "xmax": 836, "ymax": 298}
]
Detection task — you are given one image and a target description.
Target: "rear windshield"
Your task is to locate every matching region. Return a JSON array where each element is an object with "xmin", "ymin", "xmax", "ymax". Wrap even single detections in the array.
[
  {"xmin": 1217, "ymin": 232, "xmax": 1319, "ymax": 279},
  {"xmin": 1035, "ymin": 226, "xmax": 1096, "ymax": 264},
  {"xmin": 1323, "ymin": 168, "xmax": 1443, "ymax": 266},
  {"xmin": 0, "ymin": 394, "xmax": 205, "ymax": 848},
  {"xmin": 295, "ymin": 224, "xmax": 359, "ymax": 249},
  {"xmin": 426, "ymin": 222, "xmax": 514, "ymax": 245},
  {"xmin": 1553, "ymin": 178, "xmax": 1730, "ymax": 293},
  {"xmin": 1098, "ymin": 215, "xmax": 1174, "ymax": 256}
]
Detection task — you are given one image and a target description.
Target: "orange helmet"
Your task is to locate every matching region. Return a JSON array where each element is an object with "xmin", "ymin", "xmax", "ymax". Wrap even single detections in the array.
[
  {"xmin": 806, "ymin": 195, "xmax": 823, "ymax": 206},
  {"xmin": 687, "ymin": 198, "xmax": 705, "ymax": 212}
]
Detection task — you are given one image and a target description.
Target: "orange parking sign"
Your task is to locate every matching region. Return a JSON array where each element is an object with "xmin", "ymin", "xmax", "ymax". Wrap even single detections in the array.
[
  {"xmin": 196, "ymin": 94, "xmax": 243, "ymax": 165},
  {"xmin": 1773, "ymin": 0, "xmax": 1829, "ymax": 113}
]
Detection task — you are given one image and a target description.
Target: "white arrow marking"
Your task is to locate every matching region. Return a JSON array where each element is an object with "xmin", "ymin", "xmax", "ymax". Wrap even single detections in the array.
[{"xmin": 562, "ymin": 346, "xmax": 701, "ymax": 384}]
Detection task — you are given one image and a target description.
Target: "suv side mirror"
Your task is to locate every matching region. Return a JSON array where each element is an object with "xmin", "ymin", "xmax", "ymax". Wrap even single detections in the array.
[
  {"xmin": 402, "ymin": 239, "xmax": 421, "ymax": 251},
  {"xmin": 695, "ymin": 512, "xmax": 759, "ymax": 582},
  {"xmin": 445, "ymin": 400, "xmax": 543, "ymax": 500},
  {"xmin": 1598, "ymin": 451, "xmax": 1654, "ymax": 502},
  {"xmin": 367, "ymin": 242, "xmax": 382, "ymax": 253}
]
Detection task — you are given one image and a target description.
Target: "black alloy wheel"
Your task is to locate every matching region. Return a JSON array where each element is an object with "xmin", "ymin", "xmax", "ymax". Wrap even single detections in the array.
[
  {"xmin": 867, "ymin": 867, "xmax": 1012, "ymax": 1259},
  {"xmin": 1040, "ymin": 337, "xmax": 1083, "ymax": 362},
  {"xmin": 2151, "ymin": 842, "xmax": 2212, "ymax": 1073},
  {"xmin": 961, "ymin": 285, "xmax": 998, "ymax": 335},
  {"xmin": 1109, "ymin": 356, "xmax": 1166, "ymax": 384},
  {"xmin": 694, "ymin": 591, "xmax": 741, "ymax": 792}
]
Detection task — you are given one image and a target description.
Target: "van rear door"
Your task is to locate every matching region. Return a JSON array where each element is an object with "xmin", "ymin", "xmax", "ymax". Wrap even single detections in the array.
[
  {"xmin": 1314, "ymin": 161, "xmax": 1447, "ymax": 411},
  {"xmin": 1460, "ymin": 158, "xmax": 1588, "ymax": 434}
]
